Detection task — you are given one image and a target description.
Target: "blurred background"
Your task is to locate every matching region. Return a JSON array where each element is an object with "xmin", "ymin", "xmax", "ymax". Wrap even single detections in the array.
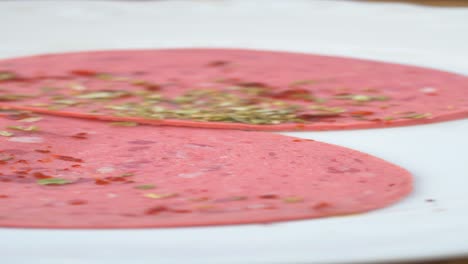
[{"xmin": 363, "ymin": 0, "xmax": 468, "ymax": 6}]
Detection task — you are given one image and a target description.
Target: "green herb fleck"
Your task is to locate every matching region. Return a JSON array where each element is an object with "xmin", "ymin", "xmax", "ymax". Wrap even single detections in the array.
[
  {"xmin": 351, "ymin": 95, "xmax": 373, "ymax": 102},
  {"xmin": 289, "ymin": 80, "xmax": 316, "ymax": 86},
  {"xmin": 30, "ymin": 103, "xmax": 49, "ymax": 107},
  {"xmin": 0, "ymin": 154, "xmax": 14, "ymax": 161},
  {"xmin": 372, "ymin": 95, "xmax": 390, "ymax": 101},
  {"xmin": 7, "ymin": 125, "xmax": 40, "ymax": 132},
  {"xmin": 135, "ymin": 184, "xmax": 156, "ymax": 190},
  {"xmin": 0, "ymin": 130, "xmax": 14, "ymax": 137},
  {"xmin": 110, "ymin": 122, "xmax": 139, "ymax": 127},
  {"xmin": 0, "ymin": 71, "xmax": 16, "ymax": 81},
  {"xmin": 309, "ymin": 105, "xmax": 346, "ymax": 114},
  {"xmin": 37, "ymin": 178, "xmax": 74, "ymax": 185},
  {"xmin": 335, "ymin": 94, "xmax": 390, "ymax": 102},
  {"xmin": 76, "ymin": 90, "xmax": 130, "ymax": 100},
  {"xmin": 40, "ymin": 87, "xmax": 60, "ymax": 93},
  {"xmin": 18, "ymin": 117, "xmax": 43, "ymax": 123},
  {"xmin": 401, "ymin": 112, "xmax": 432, "ymax": 119},
  {"xmin": 95, "ymin": 73, "xmax": 115, "ymax": 81},
  {"xmin": 283, "ymin": 196, "xmax": 304, "ymax": 203},
  {"xmin": 0, "ymin": 94, "xmax": 31, "ymax": 101},
  {"xmin": 53, "ymin": 99, "xmax": 79, "ymax": 106},
  {"xmin": 144, "ymin": 193, "xmax": 178, "ymax": 199}
]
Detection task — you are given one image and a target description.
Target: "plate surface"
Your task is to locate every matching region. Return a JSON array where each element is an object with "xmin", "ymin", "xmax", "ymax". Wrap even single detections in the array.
[{"xmin": 1, "ymin": 1, "xmax": 467, "ymax": 263}]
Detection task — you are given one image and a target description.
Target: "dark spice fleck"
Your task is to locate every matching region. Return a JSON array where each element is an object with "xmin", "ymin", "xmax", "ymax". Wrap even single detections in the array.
[
  {"xmin": 53, "ymin": 155, "xmax": 83, "ymax": 163},
  {"xmin": 312, "ymin": 202, "xmax": 331, "ymax": 210},
  {"xmin": 145, "ymin": 206, "xmax": 169, "ymax": 215},
  {"xmin": 207, "ymin": 61, "xmax": 230, "ymax": 67},
  {"xmin": 68, "ymin": 199, "xmax": 88, "ymax": 205},
  {"xmin": 95, "ymin": 179, "xmax": 110, "ymax": 185},
  {"xmin": 71, "ymin": 132, "xmax": 88, "ymax": 139},
  {"xmin": 69, "ymin": 69, "xmax": 98, "ymax": 77},
  {"xmin": 33, "ymin": 172, "xmax": 53, "ymax": 179},
  {"xmin": 259, "ymin": 194, "xmax": 279, "ymax": 199},
  {"xmin": 35, "ymin": 149, "xmax": 51, "ymax": 154}
]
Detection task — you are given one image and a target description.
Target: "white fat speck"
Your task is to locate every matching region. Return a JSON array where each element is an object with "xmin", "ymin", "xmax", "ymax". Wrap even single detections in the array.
[
  {"xmin": 39, "ymin": 197, "xmax": 54, "ymax": 203},
  {"xmin": 8, "ymin": 136, "xmax": 43, "ymax": 143},
  {"xmin": 223, "ymin": 207, "xmax": 244, "ymax": 212},
  {"xmin": 420, "ymin": 87, "xmax": 438, "ymax": 94},
  {"xmin": 186, "ymin": 143, "xmax": 214, "ymax": 149},
  {"xmin": 97, "ymin": 166, "xmax": 115, "ymax": 174},
  {"xmin": 177, "ymin": 171, "xmax": 204, "ymax": 178},
  {"xmin": 198, "ymin": 82, "xmax": 216, "ymax": 87},
  {"xmin": 69, "ymin": 83, "xmax": 87, "ymax": 91},
  {"xmin": 107, "ymin": 193, "xmax": 117, "ymax": 198},
  {"xmin": 247, "ymin": 204, "xmax": 267, "ymax": 209},
  {"xmin": 175, "ymin": 150, "xmax": 187, "ymax": 159},
  {"xmin": 358, "ymin": 172, "xmax": 377, "ymax": 178}
]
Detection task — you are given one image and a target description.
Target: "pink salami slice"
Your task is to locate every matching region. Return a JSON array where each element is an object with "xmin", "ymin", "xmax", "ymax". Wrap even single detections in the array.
[
  {"xmin": 0, "ymin": 112, "xmax": 412, "ymax": 228},
  {"xmin": 0, "ymin": 49, "xmax": 466, "ymax": 131}
]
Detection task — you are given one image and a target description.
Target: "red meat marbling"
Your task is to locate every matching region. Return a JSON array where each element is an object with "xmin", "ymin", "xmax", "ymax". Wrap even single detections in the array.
[
  {"xmin": 0, "ymin": 49, "xmax": 466, "ymax": 131},
  {"xmin": 0, "ymin": 113, "xmax": 412, "ymax": 228}
]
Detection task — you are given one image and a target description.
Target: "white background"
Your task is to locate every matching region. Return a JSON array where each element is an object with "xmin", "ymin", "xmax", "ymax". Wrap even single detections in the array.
[{"xmin": 1, "ymin": 1, "xmax": 468, "ymax": 263}]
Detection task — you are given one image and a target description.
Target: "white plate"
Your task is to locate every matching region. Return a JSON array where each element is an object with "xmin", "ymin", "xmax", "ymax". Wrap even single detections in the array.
[{"xmin": 1, "ymin": 1, "xmax": 467, "ymax": 264}]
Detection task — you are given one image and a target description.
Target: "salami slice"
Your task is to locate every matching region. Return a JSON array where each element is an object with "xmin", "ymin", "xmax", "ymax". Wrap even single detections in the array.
[
  {"xmin": 0, "ymin": 112, "xmax": 412, "ymax": 228},
  {"xmin": 0, "ymin": 49, "xmax": 466, "ymax": 131}
]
